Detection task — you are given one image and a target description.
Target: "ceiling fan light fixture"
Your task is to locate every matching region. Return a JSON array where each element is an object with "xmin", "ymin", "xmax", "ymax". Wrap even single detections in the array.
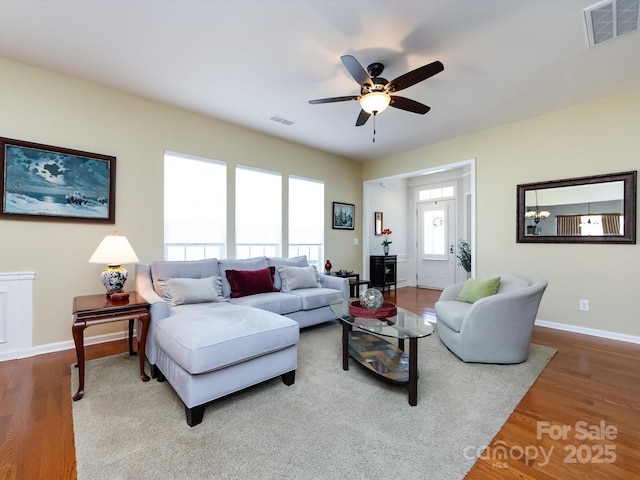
[{"xmin": 359, "ymin": 92, "xmax": 391, "ymax": 114}]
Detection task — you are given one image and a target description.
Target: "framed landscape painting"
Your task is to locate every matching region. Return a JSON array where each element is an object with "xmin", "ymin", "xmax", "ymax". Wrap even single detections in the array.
[
  {"xmin": 332, "ymin": 201, "xmax": 354, "ymax": 230},
  {"xmin": 1, "ymin": 137, "xmax": 116, "ymax": 223}
]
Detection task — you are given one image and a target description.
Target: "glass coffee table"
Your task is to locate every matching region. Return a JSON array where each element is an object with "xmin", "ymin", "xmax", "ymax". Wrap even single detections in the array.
[{"xmin": 329, "ymin": 298, "xmax": 434, "ymax": 406}]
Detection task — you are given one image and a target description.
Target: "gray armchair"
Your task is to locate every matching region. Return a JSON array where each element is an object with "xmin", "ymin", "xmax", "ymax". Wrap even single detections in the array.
[{"xmin": 435, "ymin": 274, "xmax": 547, "ymax": 363}]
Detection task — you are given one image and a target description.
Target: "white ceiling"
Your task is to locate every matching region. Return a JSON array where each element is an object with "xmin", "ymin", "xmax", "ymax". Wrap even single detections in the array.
[{"xmin": 0, "ymin": 1, "xmax": 639, "ymax": 162}]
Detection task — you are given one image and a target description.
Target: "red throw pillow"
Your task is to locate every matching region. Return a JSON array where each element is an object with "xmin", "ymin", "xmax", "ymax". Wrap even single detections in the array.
[{"xmin": 226, "ymin": 266, "xmax": 278, "ymax": 298}]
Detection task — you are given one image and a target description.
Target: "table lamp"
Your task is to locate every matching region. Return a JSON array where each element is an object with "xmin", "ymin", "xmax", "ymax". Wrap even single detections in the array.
[{"xmin": 88, "ymin": 232, "xmax": 139, "ymax": 300}]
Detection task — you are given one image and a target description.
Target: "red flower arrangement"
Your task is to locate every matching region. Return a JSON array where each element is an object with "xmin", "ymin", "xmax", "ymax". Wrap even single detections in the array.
[{"xmin": 381, "ymin": 228, "xmax": 392, "ymax": 246}]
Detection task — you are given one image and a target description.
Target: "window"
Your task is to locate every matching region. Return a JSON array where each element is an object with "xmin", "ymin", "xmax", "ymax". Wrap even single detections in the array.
[
  {"xmin": 165, "ymin": 159, "xmax": 323, "ymax": 262},
  {"xmin": 422, "ymin": 203, "xmax": 448, "ymax": 259},
  {"xmin": 557, "ymin": 214, "xmax": 623, "ymax": 236},
  {"xmin": 236, "ymin": 165, "xmax": 282, "ymax": 258},
  {"xmin": 288, "ymin": 176, "xmax": 324, "ymax": 267},
  {"xmin": 419, "ymin": 185, "xmax": 454, "ymax": 201},
  {"xmin": 164, "ymin": 152, "xmax": 226, "ymax": 260}
]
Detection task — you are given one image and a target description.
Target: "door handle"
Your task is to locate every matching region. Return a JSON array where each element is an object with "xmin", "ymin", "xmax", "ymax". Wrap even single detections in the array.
[{"xmin": 450, "ymin": 244, "xmax": 454, "ymax": 254}]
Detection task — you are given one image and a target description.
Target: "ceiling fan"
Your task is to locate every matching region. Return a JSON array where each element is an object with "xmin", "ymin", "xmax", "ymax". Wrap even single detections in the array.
[{"xmin": 309, "ymin": 55, "xmax": 444, "ymax": 127}]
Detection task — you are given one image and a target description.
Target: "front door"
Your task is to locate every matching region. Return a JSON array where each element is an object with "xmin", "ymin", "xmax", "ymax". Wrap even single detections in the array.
[{"xmin": 417, "ymin": 200, "xmax": 455, "ymax": 289}]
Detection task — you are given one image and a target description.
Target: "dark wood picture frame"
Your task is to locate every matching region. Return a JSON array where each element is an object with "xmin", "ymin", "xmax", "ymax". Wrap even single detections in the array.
[
  {"xmin": 1, "ymin": 137, "xmax": 116, "ymax": 223},
  {"xmin": 516, "ymin": 171, "xmax": 636, "ymax": 244},
  {"xmin": 332, "ymin": 202, "xmax": 355, "ymax": 230},
  {"xmin": 375, "ymin": 211, "xmax": 383, "ymax": 235}
]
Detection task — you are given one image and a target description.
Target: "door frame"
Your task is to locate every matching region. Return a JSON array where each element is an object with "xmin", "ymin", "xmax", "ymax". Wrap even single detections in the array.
[{"xmin": 362, "ymin": 158, "xmax": 476, "ymax": 286}]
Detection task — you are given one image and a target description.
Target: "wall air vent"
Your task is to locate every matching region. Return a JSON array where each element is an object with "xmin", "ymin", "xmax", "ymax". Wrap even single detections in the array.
[
  {"xmin": 269, "ymin": 115, "xmax": 295, "ymax": 126},
  {"xmin": 584, "ymin": 0, "xmax": 639, "ymax": 47}
]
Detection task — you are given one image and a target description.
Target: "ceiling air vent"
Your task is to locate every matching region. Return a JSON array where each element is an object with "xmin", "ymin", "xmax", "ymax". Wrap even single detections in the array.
[
  {"xmin": 584, "ymin": 0, "xmax": 639, "ymax": 47},
  {"xmin": 269, "ymin": 115, "xmax": 295, "ymax": 126}
]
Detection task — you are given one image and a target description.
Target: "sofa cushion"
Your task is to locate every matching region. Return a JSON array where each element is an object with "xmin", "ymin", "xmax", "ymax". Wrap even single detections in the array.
[
  {"xmin": 226, "ymin": 266, "xmax": 279, "ymax": 298},
  {"xmin": 219, "ymin": 257, "xmax": 268, "ymax": 298},
  {"xmin": 151, "ymin": 259, "xmax": 220, "ymax": 297},
  {"xmin": 157, "ymin": 276, "xmax": 224, "ymax": 306},
  {"xmin": 156, "ymin": 303, "xmax": 299, "ymax": 375},
  {"xmin": 278, "ymin": 265, "xmax": 320, "ymax": 292},
  {"xmin": 456, "ymin": 277, "xmax": 501, "ymax": 303},
  {"xmin": 434, "ymin": 301, "xmax": 471, "ymax": 333},
  {"xmin": 289, "ymin": 287, "xmax": 343, "ymax": 310},
  {"xmin": 230, "ymin": 291, "xmax": 303, "ymax": 315},
  {"xmin": 267, "ymin": 256, "xmax": 309, "ymax": 290}
]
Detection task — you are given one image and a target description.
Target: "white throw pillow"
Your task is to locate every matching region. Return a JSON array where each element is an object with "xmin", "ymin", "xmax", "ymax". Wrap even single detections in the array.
[
  {"xmin": 278, "ymin": 265, "xmax": 320, "ymax": 292},
  {"xmin": 158, "ymin": 276, "xmax": 225, "ymax": 306}
]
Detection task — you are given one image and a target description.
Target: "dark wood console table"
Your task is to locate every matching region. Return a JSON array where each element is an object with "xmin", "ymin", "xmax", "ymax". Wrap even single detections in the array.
[
  {"xmin": 72, "ymin": 292, "xmax": 150, "ymax": 401},
  {"xmin": 370, "ymin": 255, "xmax": 397, "ymax": 293}
]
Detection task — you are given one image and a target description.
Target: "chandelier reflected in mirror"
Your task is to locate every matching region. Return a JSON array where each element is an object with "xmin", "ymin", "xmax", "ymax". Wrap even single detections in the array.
[{"xmin": 524, "ymin": 190, "xmax": 550, "ymax": 235}]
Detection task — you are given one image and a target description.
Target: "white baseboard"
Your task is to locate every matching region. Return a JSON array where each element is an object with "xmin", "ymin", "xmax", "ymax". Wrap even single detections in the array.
[
  {"xmin": 0, "ymin": 331, "xmax": 129, "ymax": 361},
  {"xmin": 428, "ymin": 316, "xmax": 639, "ymax": 345},
  {"xmin": 534, "ymin": 319, "xmax": 640, "ymax": 345}
]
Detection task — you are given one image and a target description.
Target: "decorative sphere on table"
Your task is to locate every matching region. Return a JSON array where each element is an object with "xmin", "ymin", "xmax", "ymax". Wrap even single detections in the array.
[{"xmin": 360, "ymin": 288, "xmax": 383, "ymax": 310}]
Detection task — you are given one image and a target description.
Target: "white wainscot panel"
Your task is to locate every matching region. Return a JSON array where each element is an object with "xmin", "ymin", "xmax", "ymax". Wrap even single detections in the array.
[
  {"xmin": 396, "ymin": 254, "xmax": 416, "ymax": 288},
  {"xmin": 0, "ymin": 272, "xmax": 35, "ymax": 361}
]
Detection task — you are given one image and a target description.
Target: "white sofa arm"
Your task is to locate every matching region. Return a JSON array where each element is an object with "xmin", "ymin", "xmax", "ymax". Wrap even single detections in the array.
[
  {"xmin": 135, "ymin": 263, "xmax": 169, "ymax": 321},
  {"xmin": 319, "ymin": 274, "xmax": 349, "ymax": 299}
]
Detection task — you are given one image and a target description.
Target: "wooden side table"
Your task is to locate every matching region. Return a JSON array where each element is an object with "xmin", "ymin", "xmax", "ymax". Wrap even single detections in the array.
[
  {"xmin": 72, "ymin": 292, "xmax": 150, "ymax": 401},
  {"xmin": 348, "ymin": 279, "xmax": 371, "ymax": 298}
]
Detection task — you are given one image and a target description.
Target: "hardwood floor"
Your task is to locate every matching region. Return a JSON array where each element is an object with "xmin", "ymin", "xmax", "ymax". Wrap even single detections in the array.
[
  {"xmin": 388, "ymin": 287, "xmax": 640, "ymax": 479},
  {"xmin": 0, "ymin": 287, "xmax": 638, "ymax": 479}
]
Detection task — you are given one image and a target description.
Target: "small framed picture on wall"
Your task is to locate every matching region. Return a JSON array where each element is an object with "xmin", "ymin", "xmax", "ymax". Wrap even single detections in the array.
[{"xmin": 332, "ymin": 202, "xmax": 354, "ymax": 230}]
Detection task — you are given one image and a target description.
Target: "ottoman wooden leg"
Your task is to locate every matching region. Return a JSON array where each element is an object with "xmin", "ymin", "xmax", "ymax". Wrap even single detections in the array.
[
  {"xmin": 281, "ymin": 370, "xmax": 296, "ymax": 386},
  {"xmin": 185, "ymin": 404, "xmax": 205, "ymax": 427}
]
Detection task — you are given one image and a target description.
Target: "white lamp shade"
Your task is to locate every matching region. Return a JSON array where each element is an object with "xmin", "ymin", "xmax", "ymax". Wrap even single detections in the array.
[
  {"xmin": 88, "ymin": 234, "xmax": 139, "ymax": 265},
  {"xmin": 359, "ymin": 92, "xmax": 391, "ymax": 114}
]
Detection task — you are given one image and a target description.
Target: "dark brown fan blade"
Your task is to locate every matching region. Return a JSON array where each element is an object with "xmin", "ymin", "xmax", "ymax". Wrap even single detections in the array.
[
  {"xmin": 386, "ymin": 61, "xmax": 444, "ymax": 92},
  {"xmin": 341, "ymin": 55, "xmax": 373, "ymax": 87},
  {"xmin": 355, "ymin": 109, "xmax": 371, "ymax": 126},
  {"xmin": 389, "ymin": 96, "xmax": 431, "ymax": 114},
  {"xmin": 308, "ymin": 95, "xmax": 359, "ymax": 105}
]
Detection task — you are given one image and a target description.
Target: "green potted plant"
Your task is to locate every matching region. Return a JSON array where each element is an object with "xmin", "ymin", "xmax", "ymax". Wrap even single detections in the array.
[{"xmin": 456, "ymin": 239, "xmax": 471, "ymax": 274}]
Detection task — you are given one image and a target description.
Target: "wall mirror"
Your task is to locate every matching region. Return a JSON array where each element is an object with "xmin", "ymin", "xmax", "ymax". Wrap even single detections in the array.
[
  {"xmin": 517, "ymin": 171, "xmax": 637, "ymax": 244},
  {"xmin": 374, "ymin": 212, "xmax": 383, "ymax": 235}
]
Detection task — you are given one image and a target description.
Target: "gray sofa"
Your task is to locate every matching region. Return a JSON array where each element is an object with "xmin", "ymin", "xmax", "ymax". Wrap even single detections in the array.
[
  {"xmin": 135, "ymin": 256, "xmax": 348, "ymax": 426},
  {"xmin": 434, "ymin": 274, "xmax": 547, "ymax": 364}
]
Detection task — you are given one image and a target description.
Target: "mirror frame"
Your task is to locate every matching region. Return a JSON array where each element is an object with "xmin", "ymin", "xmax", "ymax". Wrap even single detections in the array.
[{"xmin": 516, "ymin": 171, "xmax": 637, "ymax": 244}]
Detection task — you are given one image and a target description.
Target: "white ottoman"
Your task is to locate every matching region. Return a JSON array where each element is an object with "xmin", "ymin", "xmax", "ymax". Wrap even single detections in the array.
[{"xmin": 155, "ymin": 302, "xmax": 299, "ymax": 426}]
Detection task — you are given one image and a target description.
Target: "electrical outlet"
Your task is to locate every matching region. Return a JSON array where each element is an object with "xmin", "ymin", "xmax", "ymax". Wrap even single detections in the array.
[{"xmin": 579, "ymin": 299, "xmax": 590, "ymax": 311}]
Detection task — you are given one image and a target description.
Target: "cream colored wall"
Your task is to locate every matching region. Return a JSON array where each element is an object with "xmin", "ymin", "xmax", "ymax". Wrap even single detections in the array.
[
  {"xmin": 363, "ymin": 88, "xmax": 640, "ymax": 337},
  {"xmin": 0, "ymin": 57, "xmax": 362, "ymax": 347}
]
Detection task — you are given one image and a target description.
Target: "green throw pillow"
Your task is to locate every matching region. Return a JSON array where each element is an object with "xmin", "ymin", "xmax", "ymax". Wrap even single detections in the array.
[{"xmin": 456, "ymin": 277, "xmax": 501, "ymax": 303}]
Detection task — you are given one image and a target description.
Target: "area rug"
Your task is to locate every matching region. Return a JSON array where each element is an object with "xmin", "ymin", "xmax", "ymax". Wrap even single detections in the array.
[{"xmin": 72, "ymin": 322, "xmax": 556, "ymax": 480}]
